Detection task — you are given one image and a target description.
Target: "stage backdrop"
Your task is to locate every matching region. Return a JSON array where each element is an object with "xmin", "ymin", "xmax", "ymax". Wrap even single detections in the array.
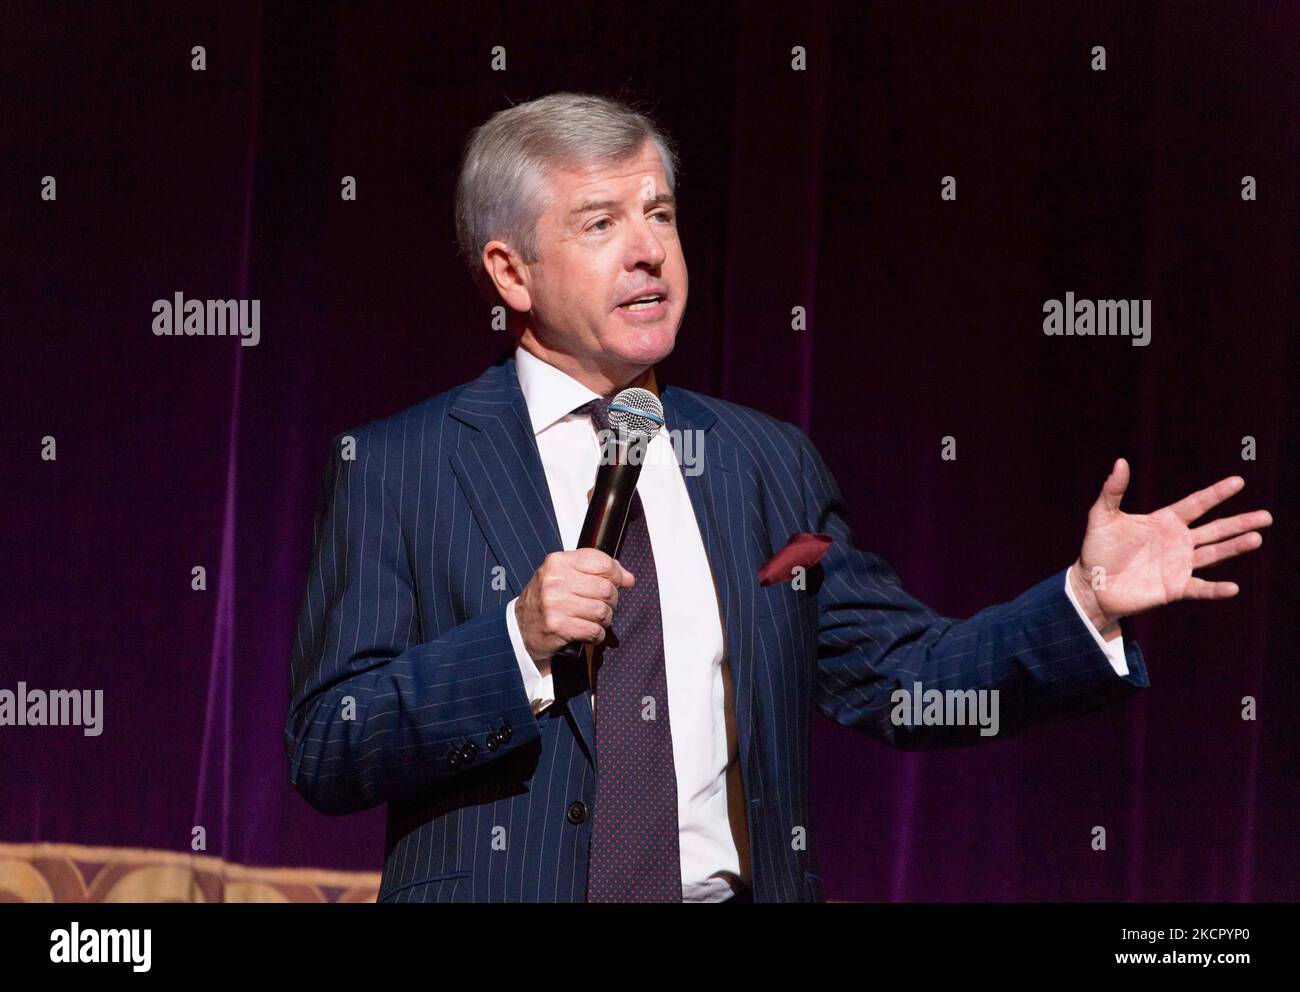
[{"xmin": 4, "ymin": 0, "xmax": 1297, "ymax": 901}]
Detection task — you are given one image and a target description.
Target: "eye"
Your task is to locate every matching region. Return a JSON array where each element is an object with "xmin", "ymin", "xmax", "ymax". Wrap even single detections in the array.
[
  {"xmin": 652, "ymin": 210, "xmax": 675, "ymax": 223},
  {"xmin": 588, "ymin": 218, "xmax": 612, "ymax": 232}
]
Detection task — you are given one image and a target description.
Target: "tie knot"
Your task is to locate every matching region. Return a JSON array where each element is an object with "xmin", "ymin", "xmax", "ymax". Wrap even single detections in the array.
[{"xmin": 577, "ymin": 396, "xmax": 615, "ymax": 434}]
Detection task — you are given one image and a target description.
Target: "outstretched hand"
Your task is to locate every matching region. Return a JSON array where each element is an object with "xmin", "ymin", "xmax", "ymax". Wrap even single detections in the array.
[{"xmin": 1068, "ymin": 459, "xmax": 1272, "ymax": 634}]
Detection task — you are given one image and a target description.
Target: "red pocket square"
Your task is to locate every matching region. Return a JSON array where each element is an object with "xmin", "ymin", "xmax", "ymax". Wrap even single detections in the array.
[{"xmin": 757, "ymin": 532, "xmax": 833, "ymax": 586}]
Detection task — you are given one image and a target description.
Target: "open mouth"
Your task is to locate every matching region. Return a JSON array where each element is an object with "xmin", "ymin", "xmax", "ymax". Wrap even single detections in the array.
[{"xmin": 617, "ymin": 294, "xmax": 666, "ymax": 312}]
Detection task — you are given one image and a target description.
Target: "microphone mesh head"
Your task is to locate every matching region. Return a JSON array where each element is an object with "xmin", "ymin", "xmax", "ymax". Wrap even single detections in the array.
[{"xmin": 608, "ymin": 387, "xmax": 665, "ymax": 440}]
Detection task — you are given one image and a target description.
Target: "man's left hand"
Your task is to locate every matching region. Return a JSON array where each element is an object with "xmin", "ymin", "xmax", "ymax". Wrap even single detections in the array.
[{"xmin": 1068, "ymin": 458, "xmax": 1273, "ymax": 635}]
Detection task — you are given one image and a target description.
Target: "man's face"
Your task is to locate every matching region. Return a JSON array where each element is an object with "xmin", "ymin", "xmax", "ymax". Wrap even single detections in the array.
[{"xmin": 493, "ymin": 138, "xmax": 688, "ymax": 383}]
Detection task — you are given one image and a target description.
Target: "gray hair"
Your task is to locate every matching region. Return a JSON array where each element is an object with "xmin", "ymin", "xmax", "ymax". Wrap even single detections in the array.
[{"xmin": 454, "ymin": 92, "xmax": 680, "ymax": 304}]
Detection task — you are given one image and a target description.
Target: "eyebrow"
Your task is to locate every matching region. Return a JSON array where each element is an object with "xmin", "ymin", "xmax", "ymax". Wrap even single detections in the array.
[{"xmin": 568, "ymin": 192, "xmax": 677, "ymax": 217}]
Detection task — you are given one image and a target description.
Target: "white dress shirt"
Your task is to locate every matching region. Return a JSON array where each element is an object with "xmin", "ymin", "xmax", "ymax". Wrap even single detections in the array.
[
  {"xmin": 503, "ymin": 344, "xmax": 1128, "ymax": 902},
  {"xmin": 503, "ymin": 344, "xmax": 742, "ymax": 902}
]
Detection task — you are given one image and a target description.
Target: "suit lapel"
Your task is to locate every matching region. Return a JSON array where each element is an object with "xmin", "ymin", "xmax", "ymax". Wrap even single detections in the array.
[
  {"xmin": 448, "ymin": 359, "xmax": 563, "ymax": 594},
  {"xmin": 448, "ymin": 358, "xmax": 599, "ymax": 766}
]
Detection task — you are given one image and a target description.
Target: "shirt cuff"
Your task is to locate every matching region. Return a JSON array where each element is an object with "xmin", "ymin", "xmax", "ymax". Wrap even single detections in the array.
[
  {"xmin": 505, "ymin": 596, "xmax": 556, "ymax": 714},
  {"xmin": 1062, "ymin": 569, "xmax": 1129, "ymax": 677}
]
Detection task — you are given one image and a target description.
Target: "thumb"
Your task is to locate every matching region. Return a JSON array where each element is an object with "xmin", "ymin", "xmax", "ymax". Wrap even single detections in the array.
[{"xmin": 1096, "ymin": 457, "xmax": 1129, "ymax": 513}]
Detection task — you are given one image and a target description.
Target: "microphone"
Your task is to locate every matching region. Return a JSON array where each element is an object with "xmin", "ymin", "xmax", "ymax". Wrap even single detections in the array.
[{"xmin": 552, "ymin": 386, "xmax": 665, "ymax": 666}]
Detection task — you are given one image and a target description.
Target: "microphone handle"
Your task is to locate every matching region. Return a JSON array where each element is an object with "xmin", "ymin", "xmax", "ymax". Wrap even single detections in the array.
[{"xmin": 551, "ymin": 443, "xmax": 646, "ymax": 664}]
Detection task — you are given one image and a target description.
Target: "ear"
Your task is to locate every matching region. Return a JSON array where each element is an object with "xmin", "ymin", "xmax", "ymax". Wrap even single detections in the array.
[{"xmin": 482, "ymin": 240, "xmax": 533, "ymax": 313}]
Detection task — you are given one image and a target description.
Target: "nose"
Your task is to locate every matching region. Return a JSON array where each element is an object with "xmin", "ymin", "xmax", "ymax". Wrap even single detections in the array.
[{"xmin": 626, "ymin": 212, "xmax": 667, "ymax": 269}]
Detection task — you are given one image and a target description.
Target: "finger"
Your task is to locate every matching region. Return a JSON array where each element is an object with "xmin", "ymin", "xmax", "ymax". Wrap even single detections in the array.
[
  {"xmin": 1182, "ymin": 576, "xmax": 1240, "ymax": 600},
  {"xmin": 1193, "ymin": 531, "xmax": 1263, "ymax": 569},
  {"xmin": 1168, "ymin": 475, "xmax": 1244, "ymax": 524},
  {"xmin": 568, "ymin": 573, "xmax": 619, "ymax": 607},
  {"xmin": 570, "ymin": 548, "xmax": 636, "ymax": 585},
  {"xmin": 571, "ymin": 548, "xmax": 617, "ymax": 574},
  {"xmin": 1096, "ymin": 457, "xmax": 1130, "ymax": 513},
  {"xmin": 560, "ymin": 618, "xmax": 607, "ymax": 644},
  {"xmin": 567, "ymin": 595, "xmax": 615, "ymax": 627},
  {"xmin": 1191, "ymin": 509, "xmax": 1274, "ymax": 546},
  {"xmin": 610, "ymin": 558, "xmax": 635, "ymax": 587}
]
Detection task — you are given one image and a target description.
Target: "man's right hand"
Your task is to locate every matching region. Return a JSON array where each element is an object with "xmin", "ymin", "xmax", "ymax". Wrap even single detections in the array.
[{"xmin": 515, "ymin": 549, "xmax": 635, "ymax": 673}]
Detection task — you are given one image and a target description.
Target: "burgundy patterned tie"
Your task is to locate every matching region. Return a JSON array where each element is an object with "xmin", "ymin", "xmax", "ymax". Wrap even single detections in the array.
[{"xmin": 579, "ymin": 396, "xmax": 683, "ymax": 902}]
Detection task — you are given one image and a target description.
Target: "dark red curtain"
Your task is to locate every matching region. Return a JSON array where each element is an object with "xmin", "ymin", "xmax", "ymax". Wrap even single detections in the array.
[{"xmin": 5, "ymin": 0, "xmax": 1296, "ymax": 900}]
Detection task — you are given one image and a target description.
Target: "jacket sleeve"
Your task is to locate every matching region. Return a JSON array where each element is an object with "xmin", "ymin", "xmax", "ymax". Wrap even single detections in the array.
[
  {"xmin": 788, "ymin": 424, "xmax": 1150, "ymax": 749},
  {"xmin": 284, "ymin": 430, "xmax": 540, "ymax": 815}
]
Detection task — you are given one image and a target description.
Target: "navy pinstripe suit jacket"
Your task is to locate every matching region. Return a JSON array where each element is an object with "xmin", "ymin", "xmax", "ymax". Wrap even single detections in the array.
[{"xmin": 285, "ymin": 355, "xmax": 1150, "ymax": 903}]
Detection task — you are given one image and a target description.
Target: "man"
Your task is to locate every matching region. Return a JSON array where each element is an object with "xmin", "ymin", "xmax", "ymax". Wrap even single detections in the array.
[{"xmin": 284, "ymin": 92, "xmax": 1272, "ymax": 903}]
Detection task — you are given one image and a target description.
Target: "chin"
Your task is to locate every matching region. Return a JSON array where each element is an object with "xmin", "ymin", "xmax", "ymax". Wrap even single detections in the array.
[
  {"xmin": 603, "ymin": 320, "xmax": 679, "ymax": 367},
  {"xmin": 612, "ymin": 342, "xmax": 676, "ymax": 371}
]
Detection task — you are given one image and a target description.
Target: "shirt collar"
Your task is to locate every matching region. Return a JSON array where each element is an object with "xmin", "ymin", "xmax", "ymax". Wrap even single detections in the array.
[{"xmin": 513, "ymin": 343, "xmax": 660, "ymax": 436}]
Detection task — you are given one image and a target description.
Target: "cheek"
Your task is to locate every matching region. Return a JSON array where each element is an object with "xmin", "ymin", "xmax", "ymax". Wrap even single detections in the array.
[{"xmin": 568, "ymin": 257, "xmax": 614, "ymax": 312}]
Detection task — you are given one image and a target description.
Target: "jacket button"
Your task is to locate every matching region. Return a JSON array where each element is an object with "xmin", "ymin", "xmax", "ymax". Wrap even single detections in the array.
[
  {"xmin": 498, "ymin": 722, "xmax": 512, "ymax": 743},
  {"xmin": 485, "ymin": 733, "xmax": 500, "ymax": 752},
  {"xmin": 566, "ymin": 801, "xmax": 587, "ymax": 824},
  {"xmin": 447, "ymin": 748, "xmax": 461, "ymax": 768},
  {"xmin": 460, "ymin": 741, "xmax": 478, "ymax": 763}
]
